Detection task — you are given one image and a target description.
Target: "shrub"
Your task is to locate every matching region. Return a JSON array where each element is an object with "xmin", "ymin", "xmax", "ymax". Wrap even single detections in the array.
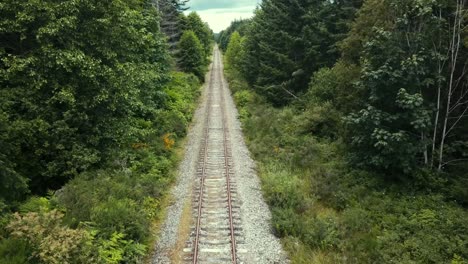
[
  {"xmin": 0, "ymin": 238, "xmax": 31, "ymax": 264},
  {"xmin": 261, "ymin": 166, "xmax": 308, "ymax": 211},
  {"xmin": 7, "ymin": 210, "xmax": 96, "ymax": 263},
  {"xmin": 97, "ymin": 232, "xmax": 146, "ymax": 264},
  {"xmin": 303, "ymin": 213, "xmax": 339, "ymax": 249},
  {"xmin": 271, "ymin": 208, "xmax": 303, "ymax": 238},
  {"xmin": 91, "ymin": 198, "xmax": 149, "ymax": 242},
  {"xmin": 226, "ymin": 68, "xmax": 468, "ymax": 263},
  {"xmin": 18, "ymin": 196, "xmax": 51, "ymax": 214},
  {"xmin": 233, "ymin": 90, "xmax": 253, "ymax": 108}
]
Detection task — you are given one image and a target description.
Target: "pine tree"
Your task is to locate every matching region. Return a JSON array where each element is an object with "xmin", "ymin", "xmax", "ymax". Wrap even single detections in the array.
[
  {"xmin": 158, "ymin": 0, "xmax": 189, "ymax": 51},
  {"xmin": 242, "ymin": 0, "xmax": 360, "ymax": 106}
]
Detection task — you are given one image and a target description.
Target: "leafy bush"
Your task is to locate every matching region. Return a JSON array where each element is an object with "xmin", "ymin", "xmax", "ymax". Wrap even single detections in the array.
[
  {"xmin": 234, "ymin": 90, "xmax": 253, "ymax": 108},
  {"xmin": 10, "ymin": 69, "xmax": 201, "ymax": 262},
  {"xmin": 18, "ymin": 197, "xmax": 51, "ymax": 214},
  {"xmin": 91, "ymin": 198, "xmax": 148, "ymax": 242},
  {"xmin": 7, "ymin": 210, "xmax": 96, "ymax": 263},
  {"xmin": 226, "ymin": 66, "xmax": 468, "ymax": 263},
  {"xmin": 97, "ymin": 232, "xmax": 146, "ymax": 264},
  {"xmin": 261, "ymin": 165, "xmax": 308, "ymax": 211},
  {"xmin": 0, "ymin": 0, "xmax": 203, "ymax": 262},
  {"xmin": 0, "ymin": 238, "xmax": 31, "ymax": 264}
]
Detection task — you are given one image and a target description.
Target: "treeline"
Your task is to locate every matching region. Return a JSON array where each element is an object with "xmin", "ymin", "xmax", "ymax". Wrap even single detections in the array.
[
  {"xmin": 0, "ymin": 0, "xmax": 212, "ymax": 263},
  {"xmin": 222, "ymin": 0, "xmax": 468, "ymax": 262}
]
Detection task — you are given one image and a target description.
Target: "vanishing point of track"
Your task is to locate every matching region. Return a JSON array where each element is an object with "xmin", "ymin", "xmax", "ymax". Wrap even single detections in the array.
[{"xmin": 183, "ymin": 48, "xmax": 242, "ymax": 264}]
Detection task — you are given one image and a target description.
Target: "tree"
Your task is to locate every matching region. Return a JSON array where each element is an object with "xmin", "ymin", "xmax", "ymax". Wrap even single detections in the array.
[
  {"xmin": 157, "ymin": 0, "xmax": 189, "ymax": 51},
  {"xmin": 184, "ymin": 12, "xmax": 213, "ymax": 60},
  {"xmin": 178, "ymin": 30, "xmax": 205, "ymax": 79},
  {"xmin": 434, "ymin": 0, "xmax": 468, "ymax": 171},
  {"xmin": 339, "ymin": 0, "xmax": 392, "ymax": 63},
  {"xmin": 345, "ymin": 0, "xmax": 468, "ymax": 175},
  {"xmin": 242, "ymin": 0, "xmax": 361, "ymax": 106},
  {"xmin": 225, "ymin": 31, "xmax": 244, "ymax": 72},
  {"xmin": 218, "ymin": 19, "xmax": 251, "ymax": 51},
  {"xmin": 0, "ymin": 0, "xmax": 169, "ymax": 203}
]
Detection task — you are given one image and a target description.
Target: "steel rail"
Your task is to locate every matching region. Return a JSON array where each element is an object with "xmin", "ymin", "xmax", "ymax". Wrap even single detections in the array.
[
  {"xmin": 217, "ymin": 50, "xmax": 238, "ymax": 264},
  {"xmin": 192, "ymin": 48, "xmax": 238, "ymax": 264},
  {"xmin": 192, "ymin": 58, "xmax": 215, "ymax": 264}
]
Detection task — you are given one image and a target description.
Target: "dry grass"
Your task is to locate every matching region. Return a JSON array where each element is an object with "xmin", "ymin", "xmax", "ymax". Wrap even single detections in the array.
[
  {"xmin": 283, "ymin": 237, "xmax": 340, "ymax": 264},
  {"xmin": 145, "ymin": 137, "xmax": 190, "ymax": 264},
  {"xmin": 169, "ymin": 198, "xmax": 193, "ymax": 264}
]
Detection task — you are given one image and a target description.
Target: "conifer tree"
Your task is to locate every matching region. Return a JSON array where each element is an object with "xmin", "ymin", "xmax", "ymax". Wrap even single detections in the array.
[
  {"xmin": 158, "ymin": 0, "xmax": 189, "ymax": 51},
  {"xmin": 218, "ymin": 19, "xmax": 251, "ymax": 51},
  {"xmin": 243, "ymin": 0, "xmax": 360, "ymax": 106}
]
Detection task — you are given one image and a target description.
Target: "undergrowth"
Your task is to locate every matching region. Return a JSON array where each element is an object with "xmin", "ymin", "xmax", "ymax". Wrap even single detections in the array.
[
  {"xmin": 0, "ymin": 72, "xmax": 201, "ymax": 264},
  {"xmin": 224, "ymin": 64, "xmax": 468, "ymax": 264}
]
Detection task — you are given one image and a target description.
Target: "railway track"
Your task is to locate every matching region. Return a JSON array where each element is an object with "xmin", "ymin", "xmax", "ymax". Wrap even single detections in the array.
[{"xmin": 182, "ymin": 48, "xmax": 243, "ymax": 263}]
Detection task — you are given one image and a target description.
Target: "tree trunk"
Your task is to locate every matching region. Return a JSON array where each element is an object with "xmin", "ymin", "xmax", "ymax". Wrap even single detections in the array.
[{"xmin": 438, "ymin": 0, "xmax": 464, "ymax": 171}]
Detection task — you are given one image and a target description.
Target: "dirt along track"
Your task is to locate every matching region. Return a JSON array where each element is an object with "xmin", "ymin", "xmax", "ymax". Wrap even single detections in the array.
[{"xmin": 152, "ymin": 46, "xmax": 288, "ymax": 264}]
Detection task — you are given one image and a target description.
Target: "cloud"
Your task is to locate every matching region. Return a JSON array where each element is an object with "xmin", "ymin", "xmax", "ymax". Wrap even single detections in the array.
[
  {"xmin": 188, "ymin": 0, "xmax": 260, "ymax": 11},
  {"xmin": 194, "ymin": 7, "xmax": 255, "ymax": 33},
  {"xmin": 185, "ymin": 0, "xmax": 260, "ymax": 33}
]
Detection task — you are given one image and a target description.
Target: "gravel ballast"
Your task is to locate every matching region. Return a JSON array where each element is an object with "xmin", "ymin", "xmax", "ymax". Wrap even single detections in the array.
[{"xmin": 152, "ymin": 47, "xmax": 289, "ymax": 264}]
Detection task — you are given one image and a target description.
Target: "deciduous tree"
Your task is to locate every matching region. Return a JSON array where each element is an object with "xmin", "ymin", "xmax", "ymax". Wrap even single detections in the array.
[{"xmin": 178, "ymin": 30, "xmax": 205, "ymax": 79}]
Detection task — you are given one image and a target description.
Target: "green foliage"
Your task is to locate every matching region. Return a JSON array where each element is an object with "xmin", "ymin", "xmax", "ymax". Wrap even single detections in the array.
[
  {"xmin": 159, "ymin": 0, "xmax": 189, "ymax": 53},
  {"xmin": 262, "ymin": 165, "xmax": 308, "ymax": 211},
  {"xmin": 225, "ymin": 58, "xmax": 468, "ymax": 263},
  {"xmin": 97, "ymin": 232, "xmax": 146, "ymax": 264},
  {"xmin": 233, "ymin": 90, "xmax": 253, "ymax": 109},
  {"xmin": 51, "ymin": 70, "xmax": 200, "ymax": 262},
  {"xmin": 217, "ymin": 19, "xmax": 251, "ymax": 51},
  {"xmin": 91, "ymin": 198, "xmax": 148, "ymax": 242},
  {"xmin": 344, "ymin": 0, "xmax": 455, "ymax": 175},
  {"xmin": 5, "ymin": 209, "xmax": 149, "ymax": 263},
  {"xmin": 340, "ymin": 0, "xmax": 393, "ymax": 62},
  {"xmin": 307, "ymin": 62, "xmax": 362, "ymax": 114},
  {"xmin": 0, "ymin": 0, "xmax": 169, "ymax": 201},
  {"xmin": 56, "ymin": 169, "xmax": 163, "ymax": 241},
  {"xmin": 18, "ymin": 196, "xmax": 51, "ymax": 214},
  {"xmin": 184, "ymin": 12, "xmax": 213, "ymax": 59},
  {"xmin": 7, "ymin": 210, "xmax": 97, "ymax": 263},
  {"xmin": 159, "ymin": 72, "xmax": 200, "ymax": 137},
  {"xmin": 0, "ymin": 0, "xmax": 207, "ymax": 261},
  {"xmin": 178, "ymin": 31, "xmax": 205, "ymax": 79},
  {"xmin": 2, "ymin": 70, "xmax": 201, "ymax": 263},
  {"xmin": 241, "ymin": 0, "xmax": 362, "ymax": 106},
  {"xmin": 98, "ymin": 232, "xmax": 126, "ymax": 264},
  {"xmin": 225, "ymin": 32, "xmax": 244, "ymax": 72},
  {"xmin": 0, "ymin": 238, "xmax": 31, "ymax": 264}
]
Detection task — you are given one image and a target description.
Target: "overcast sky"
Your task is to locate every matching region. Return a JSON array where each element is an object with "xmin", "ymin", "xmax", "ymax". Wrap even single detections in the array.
[{"xmin": 185, "ymin": 0, "xmax": 261, "ymax": 33}]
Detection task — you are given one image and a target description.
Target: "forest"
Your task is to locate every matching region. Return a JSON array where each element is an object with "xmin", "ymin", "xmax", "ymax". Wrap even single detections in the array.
[
  {"xmin": 1, "ymin": 0, "xmax": 468, "ymax": 263},
  {"xmin": 0, "ymin": 0, "xmax": 212, "ymax": 263},
  {"xmin": 219, "ymin": 0, "xmax": 468, "ymax": 263}
]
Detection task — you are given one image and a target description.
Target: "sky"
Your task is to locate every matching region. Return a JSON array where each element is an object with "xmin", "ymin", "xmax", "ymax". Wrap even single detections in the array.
[{"xmin": 184, "ymin": 0, "xmax": 261, "ymax": 33}]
